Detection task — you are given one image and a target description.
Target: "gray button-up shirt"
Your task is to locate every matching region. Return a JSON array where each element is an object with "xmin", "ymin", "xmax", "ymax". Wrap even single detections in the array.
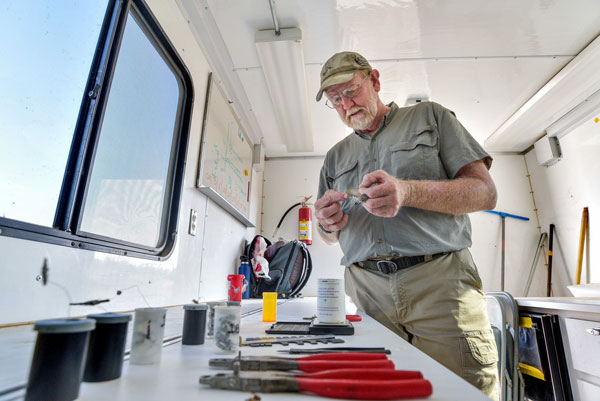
[{"xmin": 317, "ymin": 101, "xmax": 492, "ymax": 266}]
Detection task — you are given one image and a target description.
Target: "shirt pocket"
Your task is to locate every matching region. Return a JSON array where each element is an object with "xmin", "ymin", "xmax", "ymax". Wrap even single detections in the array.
[
  {"xmin": 388, "ymin": 125, "xmax": 441, "ymax": 180},
  {"xmin": 326, "ymin": 159, "xmax": 359, "ymax": 213}
]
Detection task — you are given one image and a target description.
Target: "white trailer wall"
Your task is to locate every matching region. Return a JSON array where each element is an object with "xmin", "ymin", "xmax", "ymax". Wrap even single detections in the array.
[
  {"xmin": 524, "ymin": 118, "xmax": 600, "ymax": 296},
  {"xmin": 0, "ymin": 0, "xmax": 262, "ymax": 325},
  {"xmin": 262, "ymin": 158, "xmax": 345, "ymax": 296},
  {"xmin": 262, "ymin": 153, "xmax": 555, "ymax": 298}
]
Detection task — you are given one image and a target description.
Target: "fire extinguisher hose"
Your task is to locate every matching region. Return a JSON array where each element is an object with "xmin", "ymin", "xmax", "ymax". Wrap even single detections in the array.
[{"xmin": 272, "ymin": 202, "xmax": 302, "ymax": 238}]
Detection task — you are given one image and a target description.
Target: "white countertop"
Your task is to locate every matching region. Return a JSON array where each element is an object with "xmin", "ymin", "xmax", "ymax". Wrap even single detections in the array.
[
  {"xmin": 516, "ymin": 297, "xmax": 600, "ymax": 313},
  {"xmin": 76, "ymin": 297, "xmax": 490, "ymax": 401}
]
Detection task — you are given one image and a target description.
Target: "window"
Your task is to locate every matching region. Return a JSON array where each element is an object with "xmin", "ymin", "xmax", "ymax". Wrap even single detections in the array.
[
  {"xmin": 0, "ymin": 0, "xmax": 193, "ymax": 258},
  {"xmin": 0, "ymin": 1, "xmax": 107, "ymax": 227}
]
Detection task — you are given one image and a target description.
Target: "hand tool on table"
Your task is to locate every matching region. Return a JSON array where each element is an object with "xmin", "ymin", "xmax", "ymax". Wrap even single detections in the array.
[
  {"xmin": 200, "ymin": 368, "xmax": 432, "ymax": 400},
  {"xmin": 303, "ymin": 314, "xmax": 362, "ymax": 322},
  {"xmin": 277, "ymin": 346, "xmax": 390, "ymax": 354},
  {"xmin": 242, "ymin": 334, "xmax": 344, "ymax": 347},
  {"xmin": 266, "ymin": 320, "xmax": 354, "ymax": 335},
  {"xmin": 209, "ymin": 352, "xmax": 394, "ymax": 372}
]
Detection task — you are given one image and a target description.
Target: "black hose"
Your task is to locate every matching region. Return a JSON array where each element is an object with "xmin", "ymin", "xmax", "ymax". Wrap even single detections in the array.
[{"xmin": 275, "ymin": 202, "xmax": 302, "ymax": 230}]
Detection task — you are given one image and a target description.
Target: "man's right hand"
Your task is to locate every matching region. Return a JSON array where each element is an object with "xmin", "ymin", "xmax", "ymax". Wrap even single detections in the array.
[{"xmin": 314, "ymin": 190, "xmax": 349, "ymax": 232}]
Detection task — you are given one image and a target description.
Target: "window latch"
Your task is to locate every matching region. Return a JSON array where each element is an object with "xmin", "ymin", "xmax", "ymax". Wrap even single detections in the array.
[{"xmin": 88, "ymin": 83, "xmax": 101, "ymax": 99}]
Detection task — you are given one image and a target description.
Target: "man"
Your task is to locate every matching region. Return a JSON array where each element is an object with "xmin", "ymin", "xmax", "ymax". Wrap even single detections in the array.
[{"xmin": 314, "ymin": 51, "xmax": 499, "ymax": 400}]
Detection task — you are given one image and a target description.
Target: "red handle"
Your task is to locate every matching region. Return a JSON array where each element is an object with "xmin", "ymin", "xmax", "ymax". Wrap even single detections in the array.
[
  {"xmin": 307, "ymin": 368, "xmax": 423, "ymax": 380},
  {"xmin": 346, "ymin": 314, "xmax": 362, "ymax": 322},
  {"xmin": 297, "ymin": 359, "xmax": 394, "ymax": 373},
  {"xmin": 296, "ymin": 378, "xmax": 433, "ymax": 400},
  {"xmin": 300, "ymin": 352, "xmax": 388, "ymax": 361}
]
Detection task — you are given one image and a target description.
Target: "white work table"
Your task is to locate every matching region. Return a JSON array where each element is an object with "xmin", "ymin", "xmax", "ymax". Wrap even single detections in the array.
[{"xmin": 77, "ymin": 298, "xmax": 490, "ymax": 401}]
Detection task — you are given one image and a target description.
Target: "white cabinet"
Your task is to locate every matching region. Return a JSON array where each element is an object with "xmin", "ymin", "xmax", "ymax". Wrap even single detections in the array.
[
  {"xmin": 517, "ymin": 298, "xmax": 600, "ymax": 401},
  {"xmin": 563, "ymin": 318, "xmax": 600, "ymax": 378},
  {"xmin": 577, "ymin": 379, "xmax": 600, "ymax": 400}
]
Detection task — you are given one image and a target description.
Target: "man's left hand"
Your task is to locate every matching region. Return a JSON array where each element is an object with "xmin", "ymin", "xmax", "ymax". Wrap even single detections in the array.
[{"xmin": 359, "ymin": 170, "xmax": 410, "ymax": 217}]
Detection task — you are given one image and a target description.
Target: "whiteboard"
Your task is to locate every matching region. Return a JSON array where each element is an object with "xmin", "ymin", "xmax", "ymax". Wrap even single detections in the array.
[{"xmin": 197, "ymin": 73, "xmax": 254, "ymax": 227}]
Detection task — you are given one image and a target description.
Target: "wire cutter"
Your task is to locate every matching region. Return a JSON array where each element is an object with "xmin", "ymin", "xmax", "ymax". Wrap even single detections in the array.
[
  {"xmin": 199, "ymin": 368, "xmax": 433, "ymax": 399},
  {"xmin": 208, "ymin": 352, "xmax": 394, "ymax": 372}
]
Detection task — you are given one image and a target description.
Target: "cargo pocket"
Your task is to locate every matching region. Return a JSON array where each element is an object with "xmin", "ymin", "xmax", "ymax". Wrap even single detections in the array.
[
  {"xmin": 462, "ymin": 329, "xmax": 498, "ymax": 365},
  {"xmin": 389, "ymin": 125, "xmax": 441, "ymax": 180},
  {"xmin": 460, "ymin": 329, "xmax": 499, "ymax": 399}
]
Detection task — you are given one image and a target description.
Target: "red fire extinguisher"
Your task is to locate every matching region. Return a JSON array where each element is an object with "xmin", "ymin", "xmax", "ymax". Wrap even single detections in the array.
[
  {"xmin": 298, "ymin": 198, "xmax": 312, "ymax": 245},
  {"xmin": 272, "ymin": 196, "xmax": 313, "ymax": 245}
]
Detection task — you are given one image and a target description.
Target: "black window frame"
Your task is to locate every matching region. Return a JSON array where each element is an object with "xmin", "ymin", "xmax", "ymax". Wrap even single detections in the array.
[{"xmin": 0, "ymin": 0, "xmax": 193, "ymax": 260}]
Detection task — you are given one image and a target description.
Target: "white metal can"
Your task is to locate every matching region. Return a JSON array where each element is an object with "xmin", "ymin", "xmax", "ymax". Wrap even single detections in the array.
[{"xmin": 317, "ymin": 278, "xmax": 345, "ymax": 324}]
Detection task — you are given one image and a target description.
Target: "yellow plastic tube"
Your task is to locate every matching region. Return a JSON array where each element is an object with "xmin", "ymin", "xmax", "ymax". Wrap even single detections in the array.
[{"xmin": 262, "ymin": 292, "xmax": 277, "ymax": 322}]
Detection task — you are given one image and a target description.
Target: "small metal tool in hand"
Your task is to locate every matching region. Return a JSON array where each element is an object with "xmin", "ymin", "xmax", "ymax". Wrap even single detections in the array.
[{"xmin": 345, "ymin": 189, "xmax": 369, "ymax": 203}]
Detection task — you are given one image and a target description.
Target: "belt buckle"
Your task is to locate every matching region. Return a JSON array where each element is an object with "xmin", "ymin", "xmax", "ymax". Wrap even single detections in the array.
[{"xmin": 376, "ymin": 260, "xmax": 398, "ymax": 274}]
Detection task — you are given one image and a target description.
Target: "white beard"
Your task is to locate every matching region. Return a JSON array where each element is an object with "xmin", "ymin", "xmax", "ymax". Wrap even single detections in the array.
[{"xmin": 343, "ymin": 96, "xmax": 378, "ymax": 131}]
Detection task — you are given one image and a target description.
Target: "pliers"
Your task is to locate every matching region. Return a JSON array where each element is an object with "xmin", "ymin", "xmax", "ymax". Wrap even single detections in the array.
[
  {"xmin": 199, "ymin": 368, "xmax": 433, "ymax": 399},
  {"xmin": 208, "ymin": 352, "xmax": 394, "ymax": 372}
]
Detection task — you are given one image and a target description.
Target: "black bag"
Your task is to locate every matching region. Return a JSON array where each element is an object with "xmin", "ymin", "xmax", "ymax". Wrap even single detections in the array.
[{"xmin": 245, "ymin": 235, "xmax": 312, "ymax": 298}]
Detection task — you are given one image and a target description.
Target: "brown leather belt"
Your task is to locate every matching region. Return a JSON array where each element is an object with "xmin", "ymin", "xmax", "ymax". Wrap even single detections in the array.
[{"xmin": 358, "ymin": 252, "xmax": 448, "ymax": 274}]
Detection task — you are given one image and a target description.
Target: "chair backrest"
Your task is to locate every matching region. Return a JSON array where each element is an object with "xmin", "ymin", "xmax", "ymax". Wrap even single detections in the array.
[
  {"xmin": 487, "ymin": 291, "xmax": 523, "ymax": 401},
  {"xmin": 486, "ymin": 295, "xmax": 507, "ymax": 401}
]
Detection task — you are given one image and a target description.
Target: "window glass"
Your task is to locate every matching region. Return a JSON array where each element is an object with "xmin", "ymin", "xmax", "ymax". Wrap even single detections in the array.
[
  {"xmin": 0, "ymin": 1, "xmax": 107, "ymax": 225},
  {"xmin": 79, "ymin": 12, "xmax": 181, "ymax": 248}
]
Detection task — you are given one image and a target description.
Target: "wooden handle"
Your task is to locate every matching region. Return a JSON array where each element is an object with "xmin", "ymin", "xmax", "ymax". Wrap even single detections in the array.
[{"xmin": 576, "ymin": 207, "xmax": 588, "ymax": 285}]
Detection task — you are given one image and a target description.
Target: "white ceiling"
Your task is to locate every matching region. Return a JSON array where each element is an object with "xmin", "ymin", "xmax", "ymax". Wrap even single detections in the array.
[{"xmin": 189, "ymin": 0, "xmax": 600, "ymax": 157}]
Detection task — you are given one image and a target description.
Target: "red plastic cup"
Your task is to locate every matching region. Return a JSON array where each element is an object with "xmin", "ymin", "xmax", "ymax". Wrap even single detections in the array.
[{"xmin": 227, "ymin": 274, "xmax": 248, "ymax": 302}]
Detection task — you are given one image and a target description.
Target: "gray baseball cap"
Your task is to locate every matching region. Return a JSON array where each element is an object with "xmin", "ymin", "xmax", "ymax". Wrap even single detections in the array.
[{"xmin": 316, "ymin": 51, "xmax": 372, "ymax": 101}]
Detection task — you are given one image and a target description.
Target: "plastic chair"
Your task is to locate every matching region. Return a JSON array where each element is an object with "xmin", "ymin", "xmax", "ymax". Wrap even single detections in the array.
[
  {"xmin": 487, "ymin": 291, "xmax": 524, "ymax": 401},
  {"xmin": 486, "ymin": 295, "xmax": 507, "ymax": 401}
]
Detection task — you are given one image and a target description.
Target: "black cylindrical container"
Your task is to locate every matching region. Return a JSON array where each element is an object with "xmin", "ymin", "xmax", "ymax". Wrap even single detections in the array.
[
  {"xmin": 25, "ymin": 318, "xmax": 95, "ymax": 401},
  {"xmin": 182, "ymin": 304, "xmax": 207, "ymax": 345},
  {"xmin": 83, "ymin": 313, "xmax": 132, "ymax": 382}
]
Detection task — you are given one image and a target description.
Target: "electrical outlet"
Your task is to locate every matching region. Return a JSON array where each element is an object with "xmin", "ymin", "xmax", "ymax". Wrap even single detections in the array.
[{"xmin": 189, "ymin": 209, "xmax": 198, "ymax": 236}]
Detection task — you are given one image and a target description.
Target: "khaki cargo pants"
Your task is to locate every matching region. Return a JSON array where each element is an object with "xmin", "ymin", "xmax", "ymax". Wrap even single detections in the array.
[{"xmin": 345, "ymin": 248, "xmax": 499, "ymax": 401}]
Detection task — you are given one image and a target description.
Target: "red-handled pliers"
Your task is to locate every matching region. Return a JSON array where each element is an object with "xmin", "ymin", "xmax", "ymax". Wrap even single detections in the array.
[
  {"xmin": 209, "ymin": 352, "xmax": 395, "ymax": 372},
  {"xmin": 200, "ymin": 368, "xmax": 433, "ymax": 399}
]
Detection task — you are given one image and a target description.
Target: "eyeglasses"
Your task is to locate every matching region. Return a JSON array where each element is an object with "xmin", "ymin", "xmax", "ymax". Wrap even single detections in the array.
[{"xmin": 325, "ymin": 73, "xmax": 370, "ymax": 109}]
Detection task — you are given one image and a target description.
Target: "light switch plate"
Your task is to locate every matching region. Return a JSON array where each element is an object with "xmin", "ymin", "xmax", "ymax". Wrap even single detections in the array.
[{"xmin": 189, "ymin": 209, "xmax": 198, "ymax": 236}]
